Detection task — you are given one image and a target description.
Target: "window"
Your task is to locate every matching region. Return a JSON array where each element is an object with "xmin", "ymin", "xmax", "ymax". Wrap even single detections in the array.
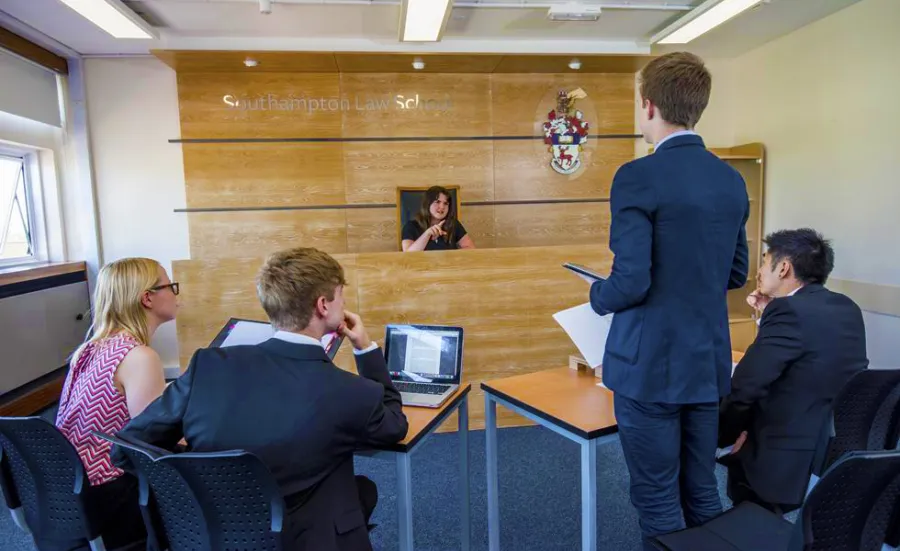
[{"xmin": 0, "ymin": 152, "xmax": 40, "ymax": 265}]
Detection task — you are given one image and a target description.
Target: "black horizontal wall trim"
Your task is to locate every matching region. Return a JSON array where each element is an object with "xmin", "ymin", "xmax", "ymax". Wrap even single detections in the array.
[
  {"xmin": 0, "ymin": 270, "xmax": 87, "ymax": 300},
  {"xmin": 169, "ymin": 134, "xmax": 642, "ymax": 144},
  {"xmin": 174, "ymin": 197, "xmax": 610, "ymax": 214}
]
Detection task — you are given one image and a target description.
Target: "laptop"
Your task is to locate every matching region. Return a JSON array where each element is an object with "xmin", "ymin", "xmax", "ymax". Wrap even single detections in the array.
[
  {"xmin": 209, "ymin": 317, "xmax": 344, "ymax": 359},
  {"xmin": 384, "ymin": 324, "xmax": 464, "ymax": 408}
]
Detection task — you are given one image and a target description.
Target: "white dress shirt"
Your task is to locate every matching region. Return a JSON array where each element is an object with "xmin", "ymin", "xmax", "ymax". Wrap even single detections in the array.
[
  {"xmin": 272, "ymin": 330, "xmax": 378, "ymax": 355},
  {"xmin": 755, "ymin": 286, "xmax": 803, "ymax": 326},
  {"xmin": 655, "ymin": 129, "xmax": 697, "ymax": 150}
]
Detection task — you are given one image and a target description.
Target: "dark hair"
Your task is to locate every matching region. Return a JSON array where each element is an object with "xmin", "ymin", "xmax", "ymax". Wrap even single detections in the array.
[
  {"xmin": 639, "ymin": 52, "xmax": 711, "ymax": 128},
  {"xmin": 763, "ymin": 228, "xmax": 835, "ymax": 285},
  {"xmin": 414, "ymin": 186, "xmax": 457, "ymax": 244}
]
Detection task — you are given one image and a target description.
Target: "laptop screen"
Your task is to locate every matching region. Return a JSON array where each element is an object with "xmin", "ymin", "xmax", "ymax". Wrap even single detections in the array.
[
  {"xmin": 384, "ymin": 324, "xmax": 464, "ymax": 384},
  {"xmin": 208, "ymin": 318, "xmax": 343, "ymax": 359}
]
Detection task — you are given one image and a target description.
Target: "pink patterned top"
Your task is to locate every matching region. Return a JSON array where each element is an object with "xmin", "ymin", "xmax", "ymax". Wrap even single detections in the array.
[{"xmin": 56, "ymin": 333, "xmax": 139, "ymax": 486}]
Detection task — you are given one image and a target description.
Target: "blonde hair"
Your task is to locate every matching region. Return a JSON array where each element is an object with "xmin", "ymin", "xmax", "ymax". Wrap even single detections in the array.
[
  {"xmin": 72, "ymin": 257, "xmax": 162, "ymax": 365},
  {"xmin": 256, "ymin": 247, "xmax": 347, "ymax": 331}
]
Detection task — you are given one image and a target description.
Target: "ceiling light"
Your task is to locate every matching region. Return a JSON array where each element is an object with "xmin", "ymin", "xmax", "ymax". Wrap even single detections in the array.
[
  {"xmin": 244, "ymin": 58, "xmax": 259, "ymax": 68},
  {"xmin": 548, "ymin": 4, "xmax": 602, "ymax": 22},
  {"xmin": 400, "ymin": 0, "xmax": 453, "ymax": 42},
  {"xmin": 653, "ymin": 0, "xmax": 764, "ymax": 45},
  {"xmin": 259, "ymin": 0, "xmax": 272, "ymax": 14},
  {"xmin": 412, "ymin": 58, "xmax": 425, "ymax": 70},
  {"xmin": 568, "ymin": 59, "xmax": 582, "ymax": 70},
  {"xmin": 57, "ymin": 0, "xmax": 157, "ymax": 39}
]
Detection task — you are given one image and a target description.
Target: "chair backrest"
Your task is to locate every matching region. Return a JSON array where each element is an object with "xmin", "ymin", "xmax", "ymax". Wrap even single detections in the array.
[
  {"xmin": 161, "ymin": 451, "xmax": 285, "ymax": 551},
  {"xmin": 795, "ymin": 449, "xmax": 900, "ymax": 551},
  {"xmin": 395, "ymin": 185, "xmax": 460, "ymax": 249},
  {"xmin": 0, "ymin": 416, "xmax": 98, "ymax": 541},
  {"xmin": 97, "ymin": 432, "xmax": 284, "ymax": 551},
  {"xmin": 823, "ymin": 369, "xmax": 900, "ymax": 469}
]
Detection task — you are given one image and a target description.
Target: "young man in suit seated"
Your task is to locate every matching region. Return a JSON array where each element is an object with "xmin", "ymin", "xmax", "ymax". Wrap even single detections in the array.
[
  {"xmin": 111, "ymin": 247, "xmax": 409, "ymax": 551},
  {"xmin": 719, "ymin": 228, "xmax": 868, "ymax": 513}
]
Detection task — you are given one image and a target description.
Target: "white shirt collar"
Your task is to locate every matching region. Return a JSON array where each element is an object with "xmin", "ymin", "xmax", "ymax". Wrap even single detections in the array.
[
  {"xmin": 271, "ymin": 330, "xmax": 323, "ymax": 348},
  {"xmin": 655, "ymin": 129, "xmax": 697, "ymax": 150},
  {"xmin": 787, "ymin": 285, "xmax": 803, "ymax": 297}
]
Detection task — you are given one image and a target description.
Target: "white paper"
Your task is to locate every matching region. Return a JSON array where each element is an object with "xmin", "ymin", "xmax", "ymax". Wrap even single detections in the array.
[
  {"xmin": 220, "ymin": 320, "xmax": 275, "ymax": 347},
  {"xmin": 552, "ymin": 302, "xmax": 613, "ymax": 368}
]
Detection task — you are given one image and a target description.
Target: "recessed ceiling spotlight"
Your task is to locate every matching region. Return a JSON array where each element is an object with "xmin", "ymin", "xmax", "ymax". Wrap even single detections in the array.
[
  {"xmin": 412, "ymin": 58, "xmax": 426, "ymax": 70},
  {"xmin": 244, "ymin": 57, "xmax": 259, "ymax": 68},
  {"xmin": 568, "ymin": 58, "xmax": 582, "ymax": 70}
]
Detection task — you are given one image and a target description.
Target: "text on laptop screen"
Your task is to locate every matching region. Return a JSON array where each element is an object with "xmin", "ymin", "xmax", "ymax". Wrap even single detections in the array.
[{"xmin": 386, "ymin": 326, "xmax": 460, "ymax": 383}]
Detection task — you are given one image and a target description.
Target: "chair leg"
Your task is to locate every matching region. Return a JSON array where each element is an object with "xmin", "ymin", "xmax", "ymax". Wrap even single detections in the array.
[
  {"xmin": 88, "ymin": 536, "xmax": 107, "ymax": 551},
  {"xmin": 9, "ymin": 507, "xmax": 30, "ymax": 533}
]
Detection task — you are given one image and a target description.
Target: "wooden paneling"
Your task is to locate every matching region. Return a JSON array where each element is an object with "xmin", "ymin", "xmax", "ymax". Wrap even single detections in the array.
[
  {"xmin": 183, "ymin": 143, "xmax": 345, "ymax": 208},
  {"xmin": 0, "ymin": 369, "xmax": 67, "ymax": 417},
  {"xmin": 492, "ymin": 202, "xmax": 611, "ymax": 248},
  {"xmin": 492, "ymin": 55, "xmax": 653, "ymax": 74},
  {"xmin": 173, "ymin": 244, "xmax": 610, "ymax": 429},
  {"xmin": 493, "ymin": 139, "xmax": 632, "ymax": 200},
  {"xmin": 0, "ymin": 261, "xmax": 85, "ymax": 287},
  {"xmin": 0, "ymin": 27, "xmax": 67, "ymax": 74},
  {"xmin": 334, "ymin": 53, "xmax": 504, "ymax": 74},
  {"xmin": 346, "ymin": 208, "xmax": 397, "ymax": 253},
  {"xmin": 730, "ymin": 319, "xmax": 758, "ymax": 353},
  {"xmin": 491, "ymin": 73, "xmax": 635, "ymax": 136},
  {"xmin": 188, "ymin": 211, "xmax": 348, "ymax": 259},
  {"xmin": 343, "ymin": 141, "xmax": 493, "ymax": 204},
  {"xmin": 460, "ymin": 205, "xmax": 497, "ymax": 250},
  {"xmin": 177, "ymin": 72, "xmax": 342, "ymax": 139},
  {"xmin": 155, "ymin": 50, "xmax": 338, "ymax": 73},
  {"xmin": 339, "ymin": 73, "xmax": 491, "ymax": 138}
]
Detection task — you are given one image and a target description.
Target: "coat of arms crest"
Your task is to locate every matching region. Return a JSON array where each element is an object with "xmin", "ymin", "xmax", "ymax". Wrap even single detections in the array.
[{"xmin": 543, "ymin": 89, "xmax": 589, "ymax": 175}]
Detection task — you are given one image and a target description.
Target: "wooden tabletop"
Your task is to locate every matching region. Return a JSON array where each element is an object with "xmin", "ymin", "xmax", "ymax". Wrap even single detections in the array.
[
  {"xmin": 482, "ymin": 368, "xmax": 616, "ymax": 440},
  {"xmin": 0, "ymin": 261, "xmax": 86, "ymax": 288},
  {"xmin": 379, "ymin": 384, "xmax": 471, "ymax": 453}
]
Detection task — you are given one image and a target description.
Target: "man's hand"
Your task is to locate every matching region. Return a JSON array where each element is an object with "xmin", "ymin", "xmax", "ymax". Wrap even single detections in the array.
[
  {"xmin": 730, "ymin": 431, "xmax": 748, "ymax": 455},
  {"xmin": 339, "ymin": 310, "xmax": 373, "ymax": 351},
  {"xmin": 747, "ymin": 290, "xmax": 773, "ymax": 316}
]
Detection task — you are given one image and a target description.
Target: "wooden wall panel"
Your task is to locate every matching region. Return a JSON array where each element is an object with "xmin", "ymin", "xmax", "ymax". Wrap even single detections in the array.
[
  {"xmin": 177, "ymin": 72, "xmax": 342, "ymax": 139},
  {"xmin": 339, "ymin": 73, "xmax": 491, "ymax": 138},
  {"xmin": 493, "ymin": 203, "xmax": 611, "ymax": 248},
  {"xmin": 493, "ymin": 139, "xmax": 632, "ymax": 200},
  {"xmin": 346, "ymin": 208, "xmax": 397, "ymax": 253},
  {"xmin": 172, "ymin": 244, "xmax": 610, "ymax": 429},
  {"xmin": 491, "ymin": 73, "xmax": 635, "ymax": 136},
  {"xmin": 461, "ymin": 205, "xmax": 497, "ymax": 250},
  {"xmin": 343, "ymin": 141, "xmax": 493, "ymax": 204},
  {"xmin": 188, "ymin": 211, "xmax": 348, "ymax": 259},
  {"xmin": 183, "ymin": 143, "xmax": 345, "ymax": 208}
]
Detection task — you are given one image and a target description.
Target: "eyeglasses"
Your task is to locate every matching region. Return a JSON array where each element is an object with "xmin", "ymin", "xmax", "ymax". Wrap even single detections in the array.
[{"xmin": 149, "ymin": 282, "xmax": 180, "ymax": 296}]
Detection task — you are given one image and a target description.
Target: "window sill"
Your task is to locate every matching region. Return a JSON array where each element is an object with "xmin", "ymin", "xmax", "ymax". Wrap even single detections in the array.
[{"xmin": 0, "ymin": 261, "xmax": 86, "ymax": 288}]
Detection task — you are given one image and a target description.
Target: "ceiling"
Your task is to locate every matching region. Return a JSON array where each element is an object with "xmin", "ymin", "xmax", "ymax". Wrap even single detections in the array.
[{"xmin": 0, "ymin": 0, "xmax": 863, "ymax": 59}]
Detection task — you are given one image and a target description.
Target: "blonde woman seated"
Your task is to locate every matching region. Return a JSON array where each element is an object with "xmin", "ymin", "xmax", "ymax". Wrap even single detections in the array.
[
  {"xmin": 47, "ymin": 258, "xmax": 178, "ymax": 551},
  {"xmin": 401, "ymin": 185, "xmax": 476, "ymax": 251}
]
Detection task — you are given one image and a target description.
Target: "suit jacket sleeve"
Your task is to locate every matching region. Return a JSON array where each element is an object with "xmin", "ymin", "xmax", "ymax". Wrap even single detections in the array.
[
  {"xmin": 354, "ymin": 348, "xmax": 409, "ymax": 445},
  {"xmin": 110, "ymin": 350, "xmax": 197, "ymax": 468},
  {"xmin": 728, "ymin": 188, "xmax": 750, "ymax": 290},
  {"xmin": 719, "ymin": 299, "xmax": 803, "ymax": 445},
  {"xmin": 590, "ymin": 163, "xmax": 656, "ymax": 315}
]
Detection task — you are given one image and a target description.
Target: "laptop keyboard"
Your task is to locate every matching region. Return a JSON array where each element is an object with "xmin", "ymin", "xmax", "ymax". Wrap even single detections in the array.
[{"xmin": 395, "ymin": 382, "xmax": 451, "ymax": 395}]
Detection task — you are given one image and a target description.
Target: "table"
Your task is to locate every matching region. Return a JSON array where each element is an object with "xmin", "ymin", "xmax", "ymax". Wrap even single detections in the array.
[
  {"xmin": 481, "ymin": 368, "xmax": 617, "ymax": 551},
  {"xmin": 360, "ymin": 384, "xmax": 472, "ymax": 551}
]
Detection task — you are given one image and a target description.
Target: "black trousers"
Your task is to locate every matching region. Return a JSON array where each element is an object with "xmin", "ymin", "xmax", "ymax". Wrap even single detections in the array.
[
  {"xmin": 356, "ymin": 475, "xmax": 378, "ymax": 527},
  {"xmin": 33, "ymin": 473, "xmax": 150, "ymax": 551},
  {"xmin": 726, "ymin": 460, "xmax": 800, "ymax": 515}
]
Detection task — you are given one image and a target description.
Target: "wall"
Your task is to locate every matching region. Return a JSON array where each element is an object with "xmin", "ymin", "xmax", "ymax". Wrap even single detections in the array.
[
  {"xmin": 84, "ymin": 57, "xmax": 190, "ymax": 369},
  {"xmin": 726, "ymin": 0, "xmax": 900, "ymax": 366}
]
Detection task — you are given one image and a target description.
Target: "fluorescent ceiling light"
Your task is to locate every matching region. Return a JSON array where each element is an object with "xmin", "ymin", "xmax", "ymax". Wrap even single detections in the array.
[
  {"xmin": 654, "ymin": 0, "xmax": 763, "ymax": 44},
  {"xmin": 57, "ymin": 0, "xmax": 157, "ymax": 39},
  {"xmin": 400, "ymin": 0, "xmax": 453, "ymax": 42}
]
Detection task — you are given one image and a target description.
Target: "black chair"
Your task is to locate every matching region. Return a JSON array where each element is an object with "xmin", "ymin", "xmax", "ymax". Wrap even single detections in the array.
[
  {"xmin": 0, "ymin": 417, "xmax": 143, "ymax": 551},
  {"xmin": 395, "ymin": 185, "xmax": 460, "ymax": 249},
  {"xmin": 823, "ymin": 369, "xmax": 900, "ymax": 469},
  {"xmin": 97, "ymin": 433, "xmax": 287, "ymax": 551},
  {"xmin": 652, "ymin": 449, "xmax": 900, "ymax": 551}
]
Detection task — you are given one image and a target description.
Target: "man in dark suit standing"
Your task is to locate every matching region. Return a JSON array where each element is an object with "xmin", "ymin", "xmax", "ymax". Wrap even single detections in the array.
[
  {"xmin": 589, "ymin": 52, "xmax": 749, "ymax": 549},
  {"xmin": 111, "ymin": 247, "xmax": 408, "ymax": 551},
  {"xmin": 720, "ymin": 228, "xmax": 868, "ymax": 512}
]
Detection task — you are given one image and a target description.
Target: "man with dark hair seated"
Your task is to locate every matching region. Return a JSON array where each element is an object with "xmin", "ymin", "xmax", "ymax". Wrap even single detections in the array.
[{"xmin": 719, "ymin": 228, "xmax": 868, "ymax": 513}]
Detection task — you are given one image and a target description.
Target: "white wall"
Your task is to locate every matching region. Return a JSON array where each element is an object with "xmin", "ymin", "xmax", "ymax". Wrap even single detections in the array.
[
  {"xmin": 84, "ymin": 58, "xmax": 189, "ymax": 369},
  {"xmin": 726, "ymin": 0, "xmax": 900, "ymax": 365}
]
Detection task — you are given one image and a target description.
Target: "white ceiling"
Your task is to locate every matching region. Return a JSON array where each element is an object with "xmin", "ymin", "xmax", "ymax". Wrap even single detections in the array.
[{"xmin": 0, "ymin": 0, "xmax": 863, "ymax": 58}]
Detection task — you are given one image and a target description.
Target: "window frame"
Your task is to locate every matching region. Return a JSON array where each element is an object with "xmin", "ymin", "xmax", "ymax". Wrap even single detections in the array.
[{"xmin": 0, "ymin": 145, "xmax": 48, "ymax": 269}]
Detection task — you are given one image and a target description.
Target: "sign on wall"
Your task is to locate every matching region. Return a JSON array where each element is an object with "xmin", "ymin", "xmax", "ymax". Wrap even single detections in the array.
[{"xmin": 543, "ymin": 89, "xmax": 590, "ymax": 175}]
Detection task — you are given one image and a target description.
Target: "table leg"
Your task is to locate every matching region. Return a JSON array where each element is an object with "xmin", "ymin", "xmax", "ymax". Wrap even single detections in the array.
[
  {"xmin": 459, "ymin": 394, "xmax": 471, "ymax": 551},
  {"xmin": 396, "ymin": 453, "xmax": 414, "ymax": 551},
  {"xmin": 581, "ymin": 439, "xmax": 597, "ymax": 551},
  {"xmin": 486, "ymin": 393, "xmax": 500, "ymax": 551}
]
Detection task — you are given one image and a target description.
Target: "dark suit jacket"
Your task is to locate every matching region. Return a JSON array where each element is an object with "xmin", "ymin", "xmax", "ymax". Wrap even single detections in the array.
[
  {"xmin": 720, "ymin": 284, "xmax": 868, "ymax": 505},
  {"xmin": 111, "ymin": 339, "xmax": 409, "ymax": 551},
  {"xmin": 590, "ymin": 134, "xmax": 749, "ymax": 404}
]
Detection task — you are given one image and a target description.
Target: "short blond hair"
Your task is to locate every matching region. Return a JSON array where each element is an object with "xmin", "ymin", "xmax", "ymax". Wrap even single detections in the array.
[{"xmin": 256, "ymin": 247, "xmax": 347, "ymax": 331}]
